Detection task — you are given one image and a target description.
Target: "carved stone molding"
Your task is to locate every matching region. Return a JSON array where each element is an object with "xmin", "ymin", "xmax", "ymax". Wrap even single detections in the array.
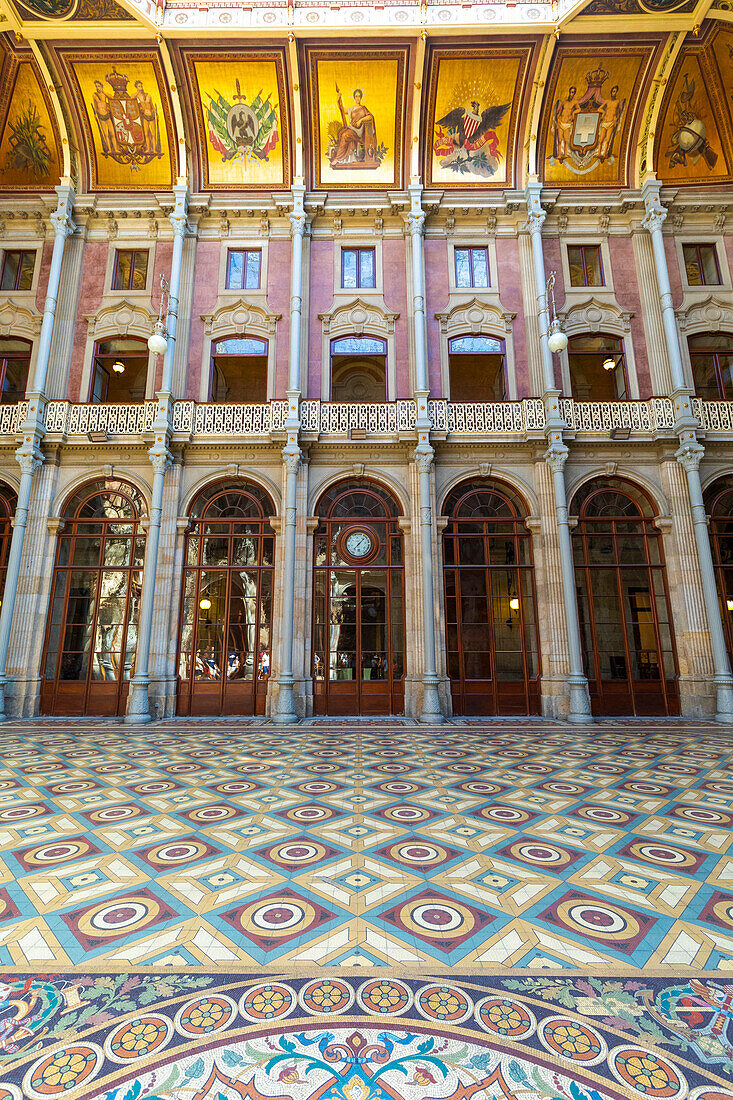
[
  {"xmin": 557, "ymin": 296, "xmax": 633, "ymax": 337},
  {"xmin": 676, "ymin": 294, "xmax": 733, "ymax": 334},
  {"xmin": 85, "ymin": 299, "xmax": 156, "ymax": 340},
  {"xmin": 201, "ymin": 298, "xmax": 281, "ymax": 339},
  {"xmin": 0, "ymin": 300, "xmax": 42, "ymax": 339},
  {"xmin": 435, "ymin": 297, "xmax": 515, "ymax": 337},
  {"xmin": 319, "ymin": 297, "xmax": 399, "ymax": 338}
]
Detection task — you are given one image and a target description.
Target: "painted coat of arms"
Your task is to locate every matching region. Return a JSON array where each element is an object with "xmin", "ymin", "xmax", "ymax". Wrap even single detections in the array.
[
  {"xmin": 90, "ymin": 67, "xmax": 161, "ymax": 170},
  {"xmin": 549, "ymin": 65, "xmax": 626, "ymax": 174},
  {"xmin": 433, "ymin": 99, "xmax": 510, "ymax": 177},
  {"xmin": 206, "ymin": 80, "xmax": 279, "ymax": 165}
]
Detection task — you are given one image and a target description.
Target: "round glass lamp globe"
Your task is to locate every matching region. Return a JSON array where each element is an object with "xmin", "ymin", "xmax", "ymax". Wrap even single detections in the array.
[
  {"xmin": 148, "ymin": 329, "xmax": 168, "ymax": 356},
  {"xmin": 547, "ymin": 328, "xmax": 568, "ymax": 354}
]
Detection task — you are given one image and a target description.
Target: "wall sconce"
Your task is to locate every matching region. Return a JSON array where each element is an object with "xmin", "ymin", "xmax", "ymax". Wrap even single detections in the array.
[
  {"xmin": 199, "ymin": 598, "xmax": 212, "ymax": 611},
  {"xmin": 546, "ymin": 272, "xmax": 568, "ymax": 354},
  {"xmin": 603, "ymin": 355, "xmax": 617, "ymax": 372},
  {"xmin": 112, "ymin": 361, "xmax": 125, "ymax": 374},
  {"xmin": 148, "ymin": 273, "xmax": 170, "ymax": 357}
]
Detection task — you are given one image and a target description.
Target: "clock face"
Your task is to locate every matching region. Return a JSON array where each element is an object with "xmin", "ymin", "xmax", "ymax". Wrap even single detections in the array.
[{"xmin": 345, "ymin": 529, "xmax": 374, "ymax": 559}]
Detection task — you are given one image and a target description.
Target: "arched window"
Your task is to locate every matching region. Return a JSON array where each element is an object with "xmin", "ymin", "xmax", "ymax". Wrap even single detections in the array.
[
  {"xmin": 688, "ymin": 333, "xmax": 733, "ymax": 400},
  {"xmin": 448, "ymin": 335, "xmax": 506, "ymax": 402},
  {"xmin": 0, "ymin": 338, "xmax": 31, "ymax": 404},
  {"xmin": 40, "ymin": 478, "xmax": 148, "ymax": 716},
  {"xmin": 330, "ymin": 336, "xmax": 387, "ymax": 402},
  {"xmin": 0, "ymin": 483, "xmax": 17, "ymax": 604},
  {"xmin": 568, "ymin": 334, "xmax": 627, "ymax": 401},
  {"xmin": 210, "ymin": 336, "xmax": 268, "ymax": 403},
  {"xmin": 178, "ymin": 479, "xmax": 276, "ymax": 716},
  {"xmin": 91, "ymin": 337, "xmax": 149, "ymax": 403},
  {"xmin": 571, "ymin": 477, "xmax": 678, "ymax": 716},
  {"xmin": 704, "ymin": 476, "xmax": 733, "ymax": 664}
]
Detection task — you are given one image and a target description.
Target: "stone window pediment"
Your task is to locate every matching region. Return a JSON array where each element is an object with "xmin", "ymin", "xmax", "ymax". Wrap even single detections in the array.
[
  {"xmin": 557, "ymin": 296, "xmax": 633, "ymax": 337},
  {"xmin": 319, "ymin": 298, "xmax": 399, "ymax": 338},
  {"xmin": 202, "ymin": 298, "xmax": 281, "ymax": 340},
  {"xmin": 676, "ymin": 294, "xmax": 733, "ymax": 333},
  {"xmin": 435, "ymin": 297, "xmax": 515, "ymax": 337},
  {"xmin": 0, "ymin": 300, "xmax": 42, "ymax": 339},
  {"xmin": 85, "ymin": 299, "xmax": 156, "ymax": 341}
]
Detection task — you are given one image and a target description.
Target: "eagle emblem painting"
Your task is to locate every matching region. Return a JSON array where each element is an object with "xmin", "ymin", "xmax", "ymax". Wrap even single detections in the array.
[
  {"xmin": 434, "ymin": 99, "xmax": 511, "ymax": 177},
  {"xmin": 549, "ymin": 65, "xmax": 626, "ymax": 174},
  {"xmin": 90, "ymin": 67, "xmax": 162, "ymax": 169},
  {"xmin": 206, "ymin": 80, "xmax": 279, "ymax": 167}
]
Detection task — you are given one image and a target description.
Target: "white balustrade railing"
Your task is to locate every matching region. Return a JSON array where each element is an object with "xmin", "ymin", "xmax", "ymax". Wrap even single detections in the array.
[
  {"xmin": 300, "ymin": 400, "xmax": 415, "ymax": 434},
  {"xmin": 692, "ymin": 398, "xmax": 733, "ymax": 432},
  {"xmin": 0, "ymin": 401, "xmax": 28, "ymax": 435},
  {"xmin": 561, "ymin": 398, "xmax": 675, "ymax": 433},
  {"xmin": 44, "ymin": 401, "xmax": 156, "ymax": 436}
]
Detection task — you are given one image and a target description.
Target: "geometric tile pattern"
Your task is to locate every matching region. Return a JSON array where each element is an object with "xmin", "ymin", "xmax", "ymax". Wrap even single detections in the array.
[
  {"xmin": 0, "ymin": 718, "xmax": 730, "ymax": 972},
  {"xmin": 1, "ymin": 971, "xmax": 731, "ymax": 1100}
]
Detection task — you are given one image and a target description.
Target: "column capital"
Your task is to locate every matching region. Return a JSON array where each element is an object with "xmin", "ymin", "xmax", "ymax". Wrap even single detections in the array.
[
  {"xmin": 413, "ymin": 443, "xmax": 434, "ymax": 473},
  {"xmin": 544, "ymin": 439, "xmax": 569, "ymax": 473},
  {"xmin": 523, "ymin": 180, "xmax": 546, "ymax": 235},
  {"xmin": 50, "ymin": 184, "xmax": 77, "ymax": 240},
  {"xmin": 675, "ymin": 434, "xmax": 704, "ymax": 473},
  {"xmin": 407, "ymin": 181, "xmax": 426, "ymax": 238},
  {"xmin": 15, "ymin": 447, "xmax": 43, "ymax": 477},
  {"xmin": 641, "ymin": 179, "xmax": 668, "ymax": 234},
  {"xmin": 169, "ymin": 184, "xmax": 190, "ymax": 239},
  {"xmin": 148, "ymin": 448, "xmax": 171, "ymax": 476},
  {"xmin": 282, "ymin": 443, "xmax": 302, "ymax": 474}
]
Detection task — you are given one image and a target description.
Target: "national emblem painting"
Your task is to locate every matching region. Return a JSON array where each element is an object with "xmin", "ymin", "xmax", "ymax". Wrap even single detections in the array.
[
  {"xmin": 542, "ymin": 47, "xmax": 655, "ymax": 186},
  {"xmin": 0, "ymin": 61, "xmax": 60, "ymax": 189},
  {"xmin": 656, "ymin": 49, "xmax": 730, "ymax": 184},
  {"xmin": 186, "ymin": 53, "xmax": 289, "ymax": 189},
  {"xmin": 64, "ymin": 54, "xmax": 174, "ymax": 190},
  {"xmin": 308, "ymin": 49, "xmax": 406, "ymax": 189},
  {"xmin": 426, "ymin": 48, "xmax": 531, "ymax": 188}
]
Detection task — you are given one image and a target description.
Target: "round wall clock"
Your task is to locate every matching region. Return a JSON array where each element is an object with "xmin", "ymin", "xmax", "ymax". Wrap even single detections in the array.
[{"xmin": 339, "ymin": 526, "xmax": 378, "ymax": 564}]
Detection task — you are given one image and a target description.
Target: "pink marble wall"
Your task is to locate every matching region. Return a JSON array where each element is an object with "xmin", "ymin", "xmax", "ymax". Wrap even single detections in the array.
[
  {"xmin": 383, "ymin": 238, "xmax": 409, "ymax": 397},
  {"xmin": 186, "ymin": 241, "xmax": 219, "ymax": 399},
  {"xmin": 267, "ymin": 239, "xmax": 291, "ymax": 396},
  {"xmin": 724, "ymin": 236, "xmax": 733, "ymax": 290},
  {"xmin": 665, "ymin": 236, "xmax": 684, "ymax": 308},
  {"xmin": 308, "ymin": 239, "xmax": 334, "ymax": 398},
  {"xmin": 425, "ymin": 238, "xmax": 449, "ymax": 397},
  {"xmin": 542, "ymin": 237, "xmax": 565, "ymax": 391},
  {"xmin": 34, "ymin": 241, "xmax": 53, "ymax": 315},
  {"xmin": 609, "ymin": 236, "xmax": 652, "ymax": 398},
  {"xmin": 496, "ymin": 237, "xmax": 529, "ymax": 398},
  {"xmin": 67, "ymin": 241, "xmax": 109, "ymax": 401}
]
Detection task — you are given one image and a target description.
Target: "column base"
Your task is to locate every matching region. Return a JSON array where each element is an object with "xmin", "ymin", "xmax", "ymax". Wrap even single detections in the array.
[
  {"xmin": 271, "ymin": 678, "xmax": 300, "ymax": 725},
  {"xmin": 0, "ymin": 679, "xmax": 8, "ymax": 721},
  {"xmin": 124, "ymin": 680, "xmax": 153, "ymax": 725},
  {"xmin": 418, "ymin": 679, "xmax": 446, "ymax": 725},
  {"xmin": 567, "ymin": 676, "xmax": 594, "ymax": 724},
  {"xmin": 715, "ymin": 676, "xmax": 733, "ymax": 723}
]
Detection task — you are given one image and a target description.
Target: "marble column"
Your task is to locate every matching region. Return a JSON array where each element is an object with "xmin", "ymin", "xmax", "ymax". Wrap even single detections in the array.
[
  {"xmin": 642, "ymin": 179, "xmax": 733, "ymax": 722},
  {"xmin": 273, "ymin": 183, "xmax": 308, "ymax": 724},
  {"xmin": 0, "ymin": 183, "xmax": 76, "ymax": 719},
  {"xmin": 525, "ymin": 180, "xmax": 592, "ymax": 722},
  {"xmin": 407, "ymin": 182, "xmax": 443, "ymax": 724},
  {"xmin": 126, "ymin": 184, "xmax": 188, "ymax": 723}
]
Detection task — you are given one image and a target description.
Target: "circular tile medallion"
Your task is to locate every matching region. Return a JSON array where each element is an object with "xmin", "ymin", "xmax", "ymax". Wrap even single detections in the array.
[
  {"xmin": 174, "ymin": 994, "xmax": 238, "ymax": 1036},
  {"xmin": 104, "ymin": 1014, "xmax": 173, "ymax": 1063},
  {"xmin": 299, "ymin": 978, "xmax": 354, "ymax": 1015},
  {"xmin": 609, "ymin": 1045, "xmax": 687, "ymax": 1099},
  {"xmin": 475, "ymin": 996, "xmax": 537, "ymax": 1039},
  {"xmin": 416, "ymin": 984, "xmax": 473, "ymax": 1023},
  {"xmin": 24, "ymin": 1043, "xmax": 104, "ymax": 1098},
  {"xmin": 239, "ymin": 982, "xmax": 296, "ymax": 1022},
  {"xmin": 357, "ymin": 978, "xmax": 413, "ymax": 1016},
  {"xmin": 538, "ymin": 1016, "xmax": 607, "ymax": 1065}
]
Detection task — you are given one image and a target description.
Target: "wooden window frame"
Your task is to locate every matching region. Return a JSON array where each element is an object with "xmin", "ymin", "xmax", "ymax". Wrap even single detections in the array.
[
  {"xmin": 0, "ymin": 339, "xmax": 31, "ymax": 404},
  {"xmin": 0, "ymin": 249, "xmax": 36, "ymax": 293},
  {"xmin": 454, "ymin": 246, "xmax": 490, "ymax": 289},
  {"xmin": 567, "ymin": 244, "xmax": 605, "ymax": 288},
  {"xmin": 682, "ymin": 242, "xmax": 721, "ymax": 287},
  {"xmin": 225, "ymin": 249, "xmax": 262, "ymax": 291},
  {"xmin": 111, "ymin": 249, "xmax": 149, "ymax": 293},
  {"xmin": 341, "ymin": 247, "xmax": 377, "ymax": 290}
]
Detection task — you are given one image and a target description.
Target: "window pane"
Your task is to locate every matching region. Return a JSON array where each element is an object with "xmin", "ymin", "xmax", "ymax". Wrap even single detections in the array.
[
  {"xmin": 245, "ymin": 251, "xmax": 261, "ymax": 290},
  {"xmin": 360, "ymin": 249, "xmax": 375, "ymax": 289},
  {"xmin": 701, "ymin": 245, "xmax": 720, "ymax": 285},
  {"xmin": 455, "ymin": 248, "xmax": 471, "ymax": 288},
  {"xmin": 18, "ymin": 252, "xmax": 35, "ymax": 291},
  {"xmin": 567, "ymin": 246, "xmax": 585, "ymax": 287},
  {"xmin": 113, "ymin": 251, "xmax": 132, "ymax": 291},
  {"xmin": 683, "ymin": 245, "xmax": 702, "ymax": 286},
  {"xmin": 584, "ymin": 247, "xmax": 603, "ymax": 286},
  {"xmin": 471, "ymin": 248, "xmax": 489, "ymax": 288},
  {"xmin": 227, "ymin": 251, "xmax": 244, "ymax": 290},
  {"xmin": 342, "ymin": 249, "xmax": 357, "ymax": 289},
  {"xmin": 132, "ymin": 252, "xmax": 148, "ymax": 290},
  {"xmin": 1, "ymin": 357, "xmax": 28, "ymax": 403},
  {"xmin": 0, "ymin": 252, "xmax": 19, "ymax": 291}
]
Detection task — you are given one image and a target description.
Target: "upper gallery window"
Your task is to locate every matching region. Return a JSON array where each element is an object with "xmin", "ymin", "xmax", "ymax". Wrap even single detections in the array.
[
  {"xmin": 455, "ymin": 247, "xmax": 489, "ymax": 289},
  {"xmin": 0, "ymin": 250, "xmax": 35, "ymax": 292},
  {"xmin": 567, "ymin": 334, "xmax": 628, "ymax": 401},
  {"xmin": 210, "ymin": 336, "xmax": 268, "ymax": 402},
  {"xmin": 331, "ymin": 335, "xmax": 386, "ymax": 401},
  {"xmin": 688, "ymin": 333, "xmax": 733, "ymax": 400},
  {"xmin": 683, "ymin": 243, "xmax": 721, "ymax": 287},
  {"xmin": 567, "ymin": 245, "xmax": 604, "ymax": 287},
  {"xmin": 226, "ymin": 249, "xmax": 262, "ymax": 291},
  {"xmin": 448, "ymin": 334, "xmax": 505, "ymax": 401},
  {"xmin": 112, "ymin": 249, "xmax": 149, "ymax": 292},
  {"xmin": 91, "ymin": 337, "xmax": 149, "ymax": 403},
  {"xmin": 0, "ymin": 338, "xmax": 31, "ymax": 403},
  {"xmin": 342, "ymin": 247, "xmax": 376, "ymax": 290}
]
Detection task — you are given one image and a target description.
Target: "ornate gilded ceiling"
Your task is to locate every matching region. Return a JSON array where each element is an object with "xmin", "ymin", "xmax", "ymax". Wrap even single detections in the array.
[{"xmin": 0, "ymin": 0, "xmax": 730, "ymax": 195}]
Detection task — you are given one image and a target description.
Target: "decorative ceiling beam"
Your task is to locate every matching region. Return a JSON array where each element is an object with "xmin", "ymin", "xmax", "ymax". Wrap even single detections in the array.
[
  {"xmin": 29, "ymin": 38, "xmax": 71, "ymax": 180},
  {"xmin": 524, "ymin": 34, "xmax": 556, "ymax": 185},
  {"xmin": 409, "ymin": 30, "xmax": 426, "ymax": 184},
  {"xmin": 633, "ymin": 30, "xmax": 686, "ymax": 188},
  {"xmin": 158, "ymin": 36, "xmax": 187, "ymax": 182},
  {"xmin": 288, "ymin": 31, "xmax": 304, "ymax": 184}
]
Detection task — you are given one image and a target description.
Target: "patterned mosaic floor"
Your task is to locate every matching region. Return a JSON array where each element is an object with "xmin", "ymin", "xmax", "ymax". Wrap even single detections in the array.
[{"xmin": 0, "ymin": 718, "xmax": 731, "ymax": 1099}]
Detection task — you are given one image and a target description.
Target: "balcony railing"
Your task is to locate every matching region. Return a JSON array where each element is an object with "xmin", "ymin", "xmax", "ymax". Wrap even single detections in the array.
[{"xmin": 0, "ymin": 396, "xmax": 727, "ymax": 442}]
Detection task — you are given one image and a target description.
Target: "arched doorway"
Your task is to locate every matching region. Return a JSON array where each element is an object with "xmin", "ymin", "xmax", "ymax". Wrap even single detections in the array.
[
  {"xmin": 177, "ymin": 479, "xmax": 275, "ymax": 716},
  {"xmin": 313, "ymin": 480, "xmax": 404, "ymax": 715},
  {"xmin": 442, "ymin": 479, "xmax": 540, "ymax": 716},
  {"xmin": 571, "ymin": 478, "xmax": 679, "ymax": 716},
  {"xmin": 0, "ymin": 483, "xmax": 17, "ymax": 605},
  {"xmin": 704, "ymin": 476, "xmax": 733, "ymax": 665},
  {"xmin": 40, "ymin": 478, "xmax": 147, "ymax": 716}
]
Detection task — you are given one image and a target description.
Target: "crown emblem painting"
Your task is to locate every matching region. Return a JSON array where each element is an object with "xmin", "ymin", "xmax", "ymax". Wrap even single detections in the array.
[
  {"xmin": 90, "ymin": 67, "xmax": 162, "ymax": 169},
  {"xmin": 549, "ymin": 63, "xmax": 626, "ymax": 174}
]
